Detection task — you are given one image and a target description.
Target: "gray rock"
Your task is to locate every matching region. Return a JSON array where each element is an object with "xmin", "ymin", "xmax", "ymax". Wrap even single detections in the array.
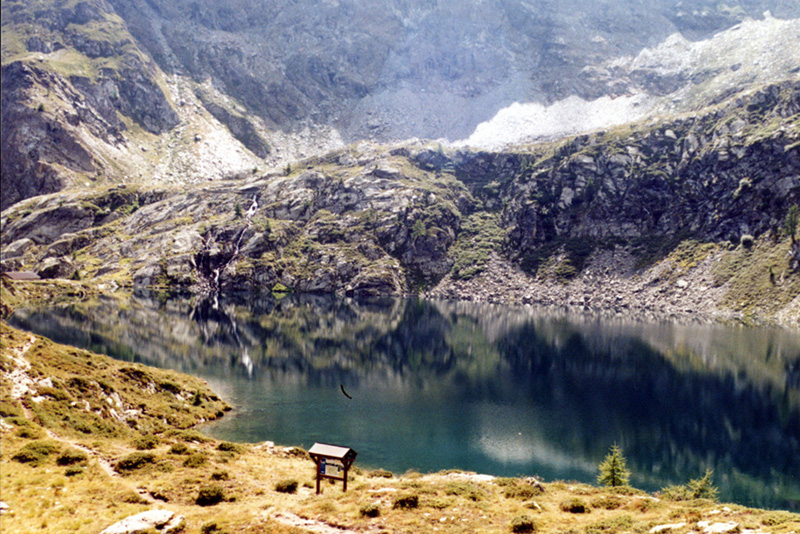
[
  {"xmin": 100, "ymin": 509, "xmax": 184, "ymax": 534},
  {"xmin": 37, "ymin": 256, "xmax": 74, "ymax": 279},
  {"xmin": 1, "ymin": 238, "xmax": 34, "ymax": 260}
]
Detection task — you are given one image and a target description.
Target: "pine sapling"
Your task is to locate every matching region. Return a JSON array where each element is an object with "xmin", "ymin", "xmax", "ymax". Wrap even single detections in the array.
[{"xmin": 597, "ymin": 443, "xmax": 631, "ymax": 487}]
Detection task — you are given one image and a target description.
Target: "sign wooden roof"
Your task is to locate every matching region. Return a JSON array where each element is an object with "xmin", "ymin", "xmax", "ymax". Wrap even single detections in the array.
[{"xmin": 308, "ymin": 443, "xmax": 356, "ymax": 460}]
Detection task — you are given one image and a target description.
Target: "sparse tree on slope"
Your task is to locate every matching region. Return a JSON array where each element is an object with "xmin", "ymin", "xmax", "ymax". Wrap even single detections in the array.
[
  {"xmin": 597, "ymin": 443, "xmax": 631, "ymax": 487},
  {"xmin": 784, "ymin": 204, "xmax": 799, "ymax": 243}
]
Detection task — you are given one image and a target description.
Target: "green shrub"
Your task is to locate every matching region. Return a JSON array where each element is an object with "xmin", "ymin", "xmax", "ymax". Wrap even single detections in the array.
[
  {"xmin": 211, "ymin": 470, "xmax": 230, "ymax": 481},
  {"xmin": 504, "ymin": 481, "xmax": 544, "ymax": 500},
  {"xmin": 16, "ymin": 426, "xmax": 45, "ymax": 439},
  {"xmin": 783, "ymin": 205, "xmax": 799, "ymax": 242},
  {"xmin": 659, "ymin": 469, "xmax": 718, "ymax": 502},
  {"xmin": 201, "ymin": 521, "xmax": 226, "ymax": 534},
  {"xmin": 56, "ymin": 448, "xmax": 88, "ymax": 466},
  {"xmin": 585, "ymin": 514, "xmax": 634, "ymax": 534},
  {"xmin": 592, "ymin": 495, "xmax": 623, "ymax": 510},
  {"xmin": 196, "ymin": 485, "xmax": 226, "ymax": 506},
  {"xmin": 560, "ymin": 498, "xmax": 590, "ymax": 514},
  {"xmin": 38, "ymin": 386, "xmax": 70, "ymax": 401},
  {"xmin": 183, "ymin": 453, "xmax": 207, "ymax": 468},
  {"xmin": 688, "ymin": 469, "xmax": 718, "ymax": 501},
  {"xmin": 159, "ymin": 381, "xmax": 181, "ymax": 394},
  {"xmin": 445, "ymin": 481, "xmax": 483, "ymax": 501},
  {"xmin": 217, "ymin": 441, "xmax": 243, "ymax": 453},
  {"xmin": 274, "ymin": 479, "xmax": 298, "ymax": 494},
  {"xmin": 762, "ymin": 511, "xmax": 796, "ymax": 526},
  {"xmin": 65, "ymin": 465, "xmax": 84, "ymax": 477},
  {"xmin": 168, "ymin": 442, "xmax": 190, "ymax": 455},
  {"xmin": 511, "ymin": 515, "xmax": 536, "ymax": 533},
  {"xmin": 11, "ymin": 441, "xmax": 59, "ymax": 465},
  {"xmin": 368, "ymin": 469, "xmax": 394, "ymax": 478},
  {"xmin": 392, "ymin": 494, "xmax": 419, "ymax": 510},
  {"xmin": 0, "ymin": 400, "xmax": 23, "ymax": 417},
  {"xmin": 115, "ymin": 452, "xmax": 156, "ymax": 471},
  {"xmin": 359, "ymin": 503, "xmax": 380, "ymax": 518},
  {"xmin": 132, "ymin": 435, "xmax": 161, "ymax": 450}
]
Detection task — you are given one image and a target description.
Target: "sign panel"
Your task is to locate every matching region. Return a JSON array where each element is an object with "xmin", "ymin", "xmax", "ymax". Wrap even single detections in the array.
[{"xmin": 322, "ymin": 459, "xmax": 344, "ymax": 478}]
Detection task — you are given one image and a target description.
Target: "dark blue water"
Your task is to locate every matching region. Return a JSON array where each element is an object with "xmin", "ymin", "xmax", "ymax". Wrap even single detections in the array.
[{"xmin": 9, "ymin": 294, "xmax": 800, "ymax": 510}]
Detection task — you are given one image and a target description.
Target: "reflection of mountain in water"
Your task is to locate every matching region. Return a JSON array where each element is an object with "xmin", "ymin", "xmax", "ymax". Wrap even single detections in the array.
[{"xmin": 10, "ymin": 295, "xmax": 800, "ymax": 510}]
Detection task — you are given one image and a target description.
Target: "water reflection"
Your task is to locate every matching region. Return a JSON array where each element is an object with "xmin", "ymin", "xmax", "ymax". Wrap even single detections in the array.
[{"xmin": 9, "ymin": 294, "xmax": 800, "ymax": 510}]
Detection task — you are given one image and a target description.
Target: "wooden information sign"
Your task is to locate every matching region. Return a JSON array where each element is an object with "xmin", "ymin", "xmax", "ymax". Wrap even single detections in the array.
[{"xmin": 308, "ymin": 443, "xmax": 357, "ymax": 494}]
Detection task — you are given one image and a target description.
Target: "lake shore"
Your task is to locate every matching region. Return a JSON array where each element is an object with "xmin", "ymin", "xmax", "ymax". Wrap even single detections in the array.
[{"xmin": 2, "ymin": 321, "xmax": 799, "ymax": 533}]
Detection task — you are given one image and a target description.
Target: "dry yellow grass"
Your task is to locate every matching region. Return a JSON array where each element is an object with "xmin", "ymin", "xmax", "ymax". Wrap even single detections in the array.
[{"xmin": 2, "ymin": 321, "xmax": 799, "ymax": 534}]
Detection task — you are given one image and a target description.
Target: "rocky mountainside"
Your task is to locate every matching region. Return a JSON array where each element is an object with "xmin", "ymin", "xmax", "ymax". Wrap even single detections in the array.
[
  {"xmin": 2, "ymin": 0, "xmax": 800, "ymax": 210},
  {"xmin": 1, "ymin": 0, "xmax": 800, "ymax": 323},
  {"xmin": 2, "ymin": 80, "xmax": 799, "ymax": 324}
]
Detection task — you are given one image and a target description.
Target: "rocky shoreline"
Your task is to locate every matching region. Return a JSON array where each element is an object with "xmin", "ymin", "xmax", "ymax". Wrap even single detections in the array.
[{"xmin": 426, "ymin": 248, "xmax": 799, "ymax": 328}]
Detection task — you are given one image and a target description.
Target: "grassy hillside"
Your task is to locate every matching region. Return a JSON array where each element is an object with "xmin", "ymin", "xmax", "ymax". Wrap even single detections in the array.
[{"xmin": 1, "ymin": 321, "xmax": 799, "ymax": 533}]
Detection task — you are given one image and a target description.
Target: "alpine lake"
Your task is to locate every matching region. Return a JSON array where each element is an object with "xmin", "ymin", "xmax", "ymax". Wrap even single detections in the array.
[{"xmin": 9, "ymin": 294, "xmax": 800, "ymax": 511}]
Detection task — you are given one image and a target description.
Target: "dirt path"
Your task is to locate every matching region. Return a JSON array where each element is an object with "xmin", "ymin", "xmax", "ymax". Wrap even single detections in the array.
[{"xmin": 6, "ymin": 333, "xmax": 155, "ymax": 503}]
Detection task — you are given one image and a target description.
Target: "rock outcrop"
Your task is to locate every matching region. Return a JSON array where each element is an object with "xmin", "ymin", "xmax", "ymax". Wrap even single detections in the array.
[{"xmin": 2, "ymin": 81, "xmax": 798, "ymax": 323}]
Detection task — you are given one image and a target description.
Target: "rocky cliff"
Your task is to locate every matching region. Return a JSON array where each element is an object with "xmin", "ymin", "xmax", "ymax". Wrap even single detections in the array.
[
  {"xmin": 3, "ymin": 0, "xmax": 800, "ymax": 210},
  {"xmin": 2, "ymin": 81, "xmax": 798, "ymax": 324}
]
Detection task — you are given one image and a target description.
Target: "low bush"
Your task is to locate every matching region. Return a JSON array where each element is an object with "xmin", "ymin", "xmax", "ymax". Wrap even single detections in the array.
[
  {"xmin": 11, "ymin": 441, "xmax": 59, "ymax": 465},
  {"xmin": 560, "ymin": 498, "xmax": 590, "ymax": 514},
  {"xmin": 56, "ymin": 448, "xmax": 88, "ymax": 466},
  {"xmin": 584, "ymin": 514, "xmax": 634, "ymax": 534},
  {"xmin": 504, "ymin": 482, "xmax": 544, "ymax": 500},
  {"xmin": 16, "ymin": 426, "xmax": 45, "ymax": 439},
  {"xmin": 762, "ymin": 511, "xmax": 796, "ymax": 526},
  {"xmin": 392, "ymin": 494, "xmax": 419, "ymax": 510},
  {"xmin": 511, "ymin": 515, "xmax": 536, "ymax": 533},
  {"xmin": 168, "ymin": 442, "xmax": 190, "ymax": 455},
  {"xmin": 0, "ymin": 400, "xmax": 23, "ymax": 417},
  {"xmin": 132, "ymin": 435, "xmax": 161, "ymax": 450},
  {"xmin": 359, "ymin": 503, "xmax": 380, "ymax": 518},
  {"xmin": 368, "ymin": 469, "xmax": 394, "ymax": 478},
  {"xmin": 201, "ymin": 522, "xmax": 226, "ymax": 534},
  {"xmin": 196, "ymin": 485, "xmax": 226, "ymax": 506},
  {"xmin": 116, "ymin": 452, "xmax": 156, "ymax": 471},
  {"xmin": 592, "ymin": 495, "xmax": 623, "ymax": 510},
  {"xmin": 217, "ymin": 441, "xmax": 243, "ymax": 453},
  {"xmin": 274, "ymin": 479, "xmax": 298, "ymax": 494},
  {"xmin": 65, "ymin": 465, "xmax": 84, "ymax": 477},
  {"xmin": 211, "ymin": 470, "xmax": 230, "ymax": 481},
  {"xmin": 183, "ymin": 453, "xmax": 208, "ymax": 468},
  {"xmin": 445, "ymin": 481, "xmax": 484, "ymax": 501}
]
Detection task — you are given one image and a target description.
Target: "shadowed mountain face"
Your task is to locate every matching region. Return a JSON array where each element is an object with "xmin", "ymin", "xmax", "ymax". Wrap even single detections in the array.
[
  {"xmin": 2, "ymin": 0, "xmax": 799, "ymax": 209},
  {"xmin": 110, "ymin": 0, "xmax": 800, "ymax": 141}
]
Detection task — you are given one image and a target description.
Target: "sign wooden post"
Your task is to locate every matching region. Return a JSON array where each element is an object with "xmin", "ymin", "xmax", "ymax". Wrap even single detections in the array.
[{"xmin": 308, "ymin": 443, "xmax": 357, "ymax": 495}]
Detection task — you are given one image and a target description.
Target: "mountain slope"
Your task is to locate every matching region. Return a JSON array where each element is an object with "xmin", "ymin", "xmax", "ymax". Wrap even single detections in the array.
[
  {"xmin": 3, "ymin": 0, "xmax": 800, "ymax": 210},
  {"xmin": 2, "ymin": 81, "xmax": 798, "ymax": 324}
]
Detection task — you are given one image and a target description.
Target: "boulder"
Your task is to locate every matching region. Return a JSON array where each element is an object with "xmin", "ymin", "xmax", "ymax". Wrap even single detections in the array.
[
  {"xmin": 37, "ymin": 256, "xmax": 75, "ymax": 279},
  {"xmin": 100, "ymin": 510, "xmax": 184, "ymax": 534},
  {"xmin": 1, "ymin": 238, "xmax": 34, "ymax": 260}
]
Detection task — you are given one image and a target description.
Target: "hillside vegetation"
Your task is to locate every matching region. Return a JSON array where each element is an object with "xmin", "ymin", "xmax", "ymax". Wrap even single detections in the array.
[{"xmin": 2, "ymin": 322, "xmax": 799, "ymax": 533}]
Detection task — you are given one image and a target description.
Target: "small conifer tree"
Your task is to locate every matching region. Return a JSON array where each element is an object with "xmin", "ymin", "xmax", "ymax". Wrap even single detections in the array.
[
  {"xmin": 597, "ymin": 443, "xmax": 631, "ymax": 487},
  {"xmin": 784, "ymin": 205, "xmax": 799, "ymax": 243},
  {"xmin": 688, "ymin": 468, "xmax": 718, "ymax": 500}
]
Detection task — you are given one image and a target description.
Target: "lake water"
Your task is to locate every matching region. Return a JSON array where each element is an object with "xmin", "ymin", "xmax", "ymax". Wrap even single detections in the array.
[{"xmin": 9, "ymin": 294, "xmax": 800, "ymax": 511}]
